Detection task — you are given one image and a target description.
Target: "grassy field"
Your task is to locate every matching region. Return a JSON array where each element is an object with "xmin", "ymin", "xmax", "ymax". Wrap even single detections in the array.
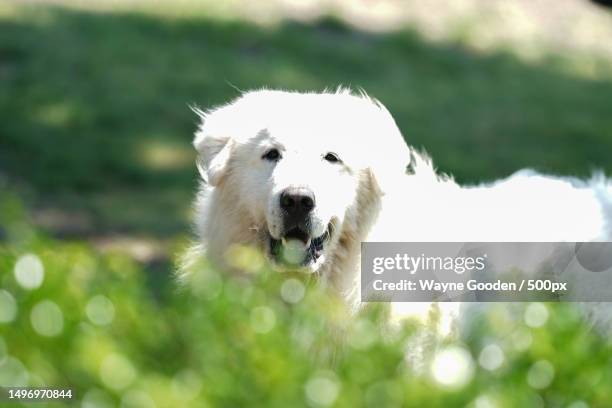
[{"xmin": 2, "ymin": 1, "xmax": 612, "ymax": 252}]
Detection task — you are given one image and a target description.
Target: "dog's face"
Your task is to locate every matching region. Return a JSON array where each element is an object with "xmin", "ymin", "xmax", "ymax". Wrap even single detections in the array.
[
  {"xmin": 232, "ymin": 125, "xmax": 360, "ymax": 270},
  {"xmin": 194, "ymin": 90, "xmax": 409, "ymax": 273}
]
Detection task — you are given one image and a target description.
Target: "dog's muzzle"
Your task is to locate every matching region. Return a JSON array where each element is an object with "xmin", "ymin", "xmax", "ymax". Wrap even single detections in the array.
[
  {"xmin": 280, "ymin": 187, "xmax": 315, "ymax": 228},
  {"xmin": 269, "ymin": 187, "xmax": 330, "ymax": 267}
]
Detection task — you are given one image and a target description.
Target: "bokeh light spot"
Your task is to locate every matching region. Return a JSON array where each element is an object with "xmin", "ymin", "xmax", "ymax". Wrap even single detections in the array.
[
  {"xmin": 478, "ymin": 344, "xmax": 505, "ymax": 371},
  {"xmin": 524, "ymin": 303, "xmax": 549, "ymax": 328},
  {"xmin": 250, "ymin": 306, "xmax": 276, "ymax": 334},
  {"xmin": 473, "ymin": 395, "xmax": 498, "ymax": 408},
  {"xmin": 0, "ymin": 290, "xmax": 17, "ymax": 323},
  {"xmin": 527, "ymin": 360, "xmax": 555, "ymax": 389},
  {"xmin": 304, "ymin": 371, "xmax": 340, "ymax": 407},
  {"xmin": 431, "ymin": 346, "xmax": 474, "ymax": 389},
  {"xmin": 14, "ymin": 253, "xmax": 44, "ymax": 290},
  {"xmin": 281, "ymin": 239, "xmax": 308, "ymax": 265},
  {"xmin": 99, "ymin": 353, "xmax": 136, "ymax": 391},
  {"xmin": 30, "ymin": 300, "xmax": 64, "ymax": 337},
  {"xmin": 225, "ymin": 245, "xmax": 264, "ymax": 273},
  {"xmin": 86, "ymin": 295, "xmax": 115, "ymax": 326},
  {"xmin": 0, "ymin": 356, "xmax": 29, "ymax": 387},
  {"xmin": 280, "ymin": 278, "xmax": 305, "ymax": 304}
]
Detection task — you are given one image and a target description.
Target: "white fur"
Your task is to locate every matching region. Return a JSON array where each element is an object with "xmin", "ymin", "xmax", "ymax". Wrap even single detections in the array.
[
  {"xmin": 373, "ymin": 159, "xmax": 612, "ymax": 335},
  {"xmin": 189, "ymin": 89, "xmax": 408, "ymax": 296},
  {"xmin": 188, "ymin": 89, "xmax": 612, "ymax": 335}
]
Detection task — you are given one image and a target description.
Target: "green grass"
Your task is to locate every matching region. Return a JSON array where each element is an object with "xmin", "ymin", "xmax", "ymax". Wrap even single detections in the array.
[{"xmin": 1, "ymin": 3, "xmax": 612, "ymax": 245}]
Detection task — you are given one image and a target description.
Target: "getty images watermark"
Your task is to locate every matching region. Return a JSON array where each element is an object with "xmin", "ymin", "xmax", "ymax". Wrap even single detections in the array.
[{"xmin": 361, "ymin": 242, "xmax": 612, "ymax": 302}]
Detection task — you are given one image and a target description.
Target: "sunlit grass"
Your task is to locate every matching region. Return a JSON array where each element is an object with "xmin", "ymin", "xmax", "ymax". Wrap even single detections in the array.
[
  {"xmin": 2, "ymin": 1, "xmax": 611, "ymax": 245},
  {"xmin": 140, "ymin": 139, "xmax": 194, "ymax": 171},
  {"xmin": 34, "ymin": 102, "xmax": 76, "ymax": 128}
]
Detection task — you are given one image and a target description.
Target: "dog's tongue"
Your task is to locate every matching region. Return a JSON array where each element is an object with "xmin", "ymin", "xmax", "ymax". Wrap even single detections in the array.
[{"xmin": 280, "ymin": 237, "xmax": 310, "ymax": 265}]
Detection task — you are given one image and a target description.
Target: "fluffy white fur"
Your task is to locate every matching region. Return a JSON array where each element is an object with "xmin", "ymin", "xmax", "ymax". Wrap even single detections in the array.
[
  {"xmin": 190, "ymin": 89, "xmax": 409, "ymax": 293},
  {"xmin": 188, "ymin": 89, "xmax": 612, "ymax": 335}
]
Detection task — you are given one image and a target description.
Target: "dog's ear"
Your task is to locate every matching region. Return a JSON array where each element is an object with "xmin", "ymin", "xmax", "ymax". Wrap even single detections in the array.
[{"xmin": 192, "ymin": 107, "xmax": 234, "ymax": 186}]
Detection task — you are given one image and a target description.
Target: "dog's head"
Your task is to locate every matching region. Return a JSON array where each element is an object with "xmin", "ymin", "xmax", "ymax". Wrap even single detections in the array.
[{"xmin": 193, "ymin": 89, "xmax": 410, "ymax": 273}]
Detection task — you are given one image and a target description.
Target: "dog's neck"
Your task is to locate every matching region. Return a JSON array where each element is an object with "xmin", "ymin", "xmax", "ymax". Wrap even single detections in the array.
[{"xmin": 323, "ymin": 169, "xmax": 383, "ymax": 310}]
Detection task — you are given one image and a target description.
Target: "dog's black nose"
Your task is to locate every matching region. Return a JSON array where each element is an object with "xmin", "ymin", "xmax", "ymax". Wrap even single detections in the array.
[{"xmin": 280, "ymin": 187, "xmax": 315, "ymax": 219}]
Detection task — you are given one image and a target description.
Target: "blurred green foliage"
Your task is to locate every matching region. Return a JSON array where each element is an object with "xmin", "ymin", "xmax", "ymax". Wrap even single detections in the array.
[
  {"xmin": 1, "ymin": 3, "xmax": 612, "ymax": 237},
  {"xmin": 2, "ymin": 195, "xmax": 612, "ymax": 407},
  {"xmin": 2, "ymin": 2, "xmax": 612, "ymax": 407}
]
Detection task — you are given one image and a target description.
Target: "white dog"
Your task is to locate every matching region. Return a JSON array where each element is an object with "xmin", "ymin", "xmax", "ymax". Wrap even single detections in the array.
[
  {"xmin": 189, "ymin": 89, "xmax": 409, "ymax": 296},
  {"xmin": 188, "ymin": 88, "xmax": 612, "ymax": 333}
]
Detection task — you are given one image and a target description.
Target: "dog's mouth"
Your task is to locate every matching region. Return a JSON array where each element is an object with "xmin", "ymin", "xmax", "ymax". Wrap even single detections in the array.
[{"xmin": 269, "ymin": 225, "xmax": 331, "ymax": 269}]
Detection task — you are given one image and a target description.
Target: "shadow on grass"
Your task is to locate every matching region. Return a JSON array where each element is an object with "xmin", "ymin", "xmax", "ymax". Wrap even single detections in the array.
[{"xmin": 1, "ymin": 5, "xmax": 612, "ymax": 241}]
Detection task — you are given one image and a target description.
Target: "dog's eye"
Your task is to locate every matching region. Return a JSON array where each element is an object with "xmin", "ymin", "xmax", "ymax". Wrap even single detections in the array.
[
  {"xmin": 262, "ymin": 148, "xmax": 281, "ymax": 161},
  {"xmin": 323, "ymin": 152, "xmax": 341, "ymax": 164}
]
